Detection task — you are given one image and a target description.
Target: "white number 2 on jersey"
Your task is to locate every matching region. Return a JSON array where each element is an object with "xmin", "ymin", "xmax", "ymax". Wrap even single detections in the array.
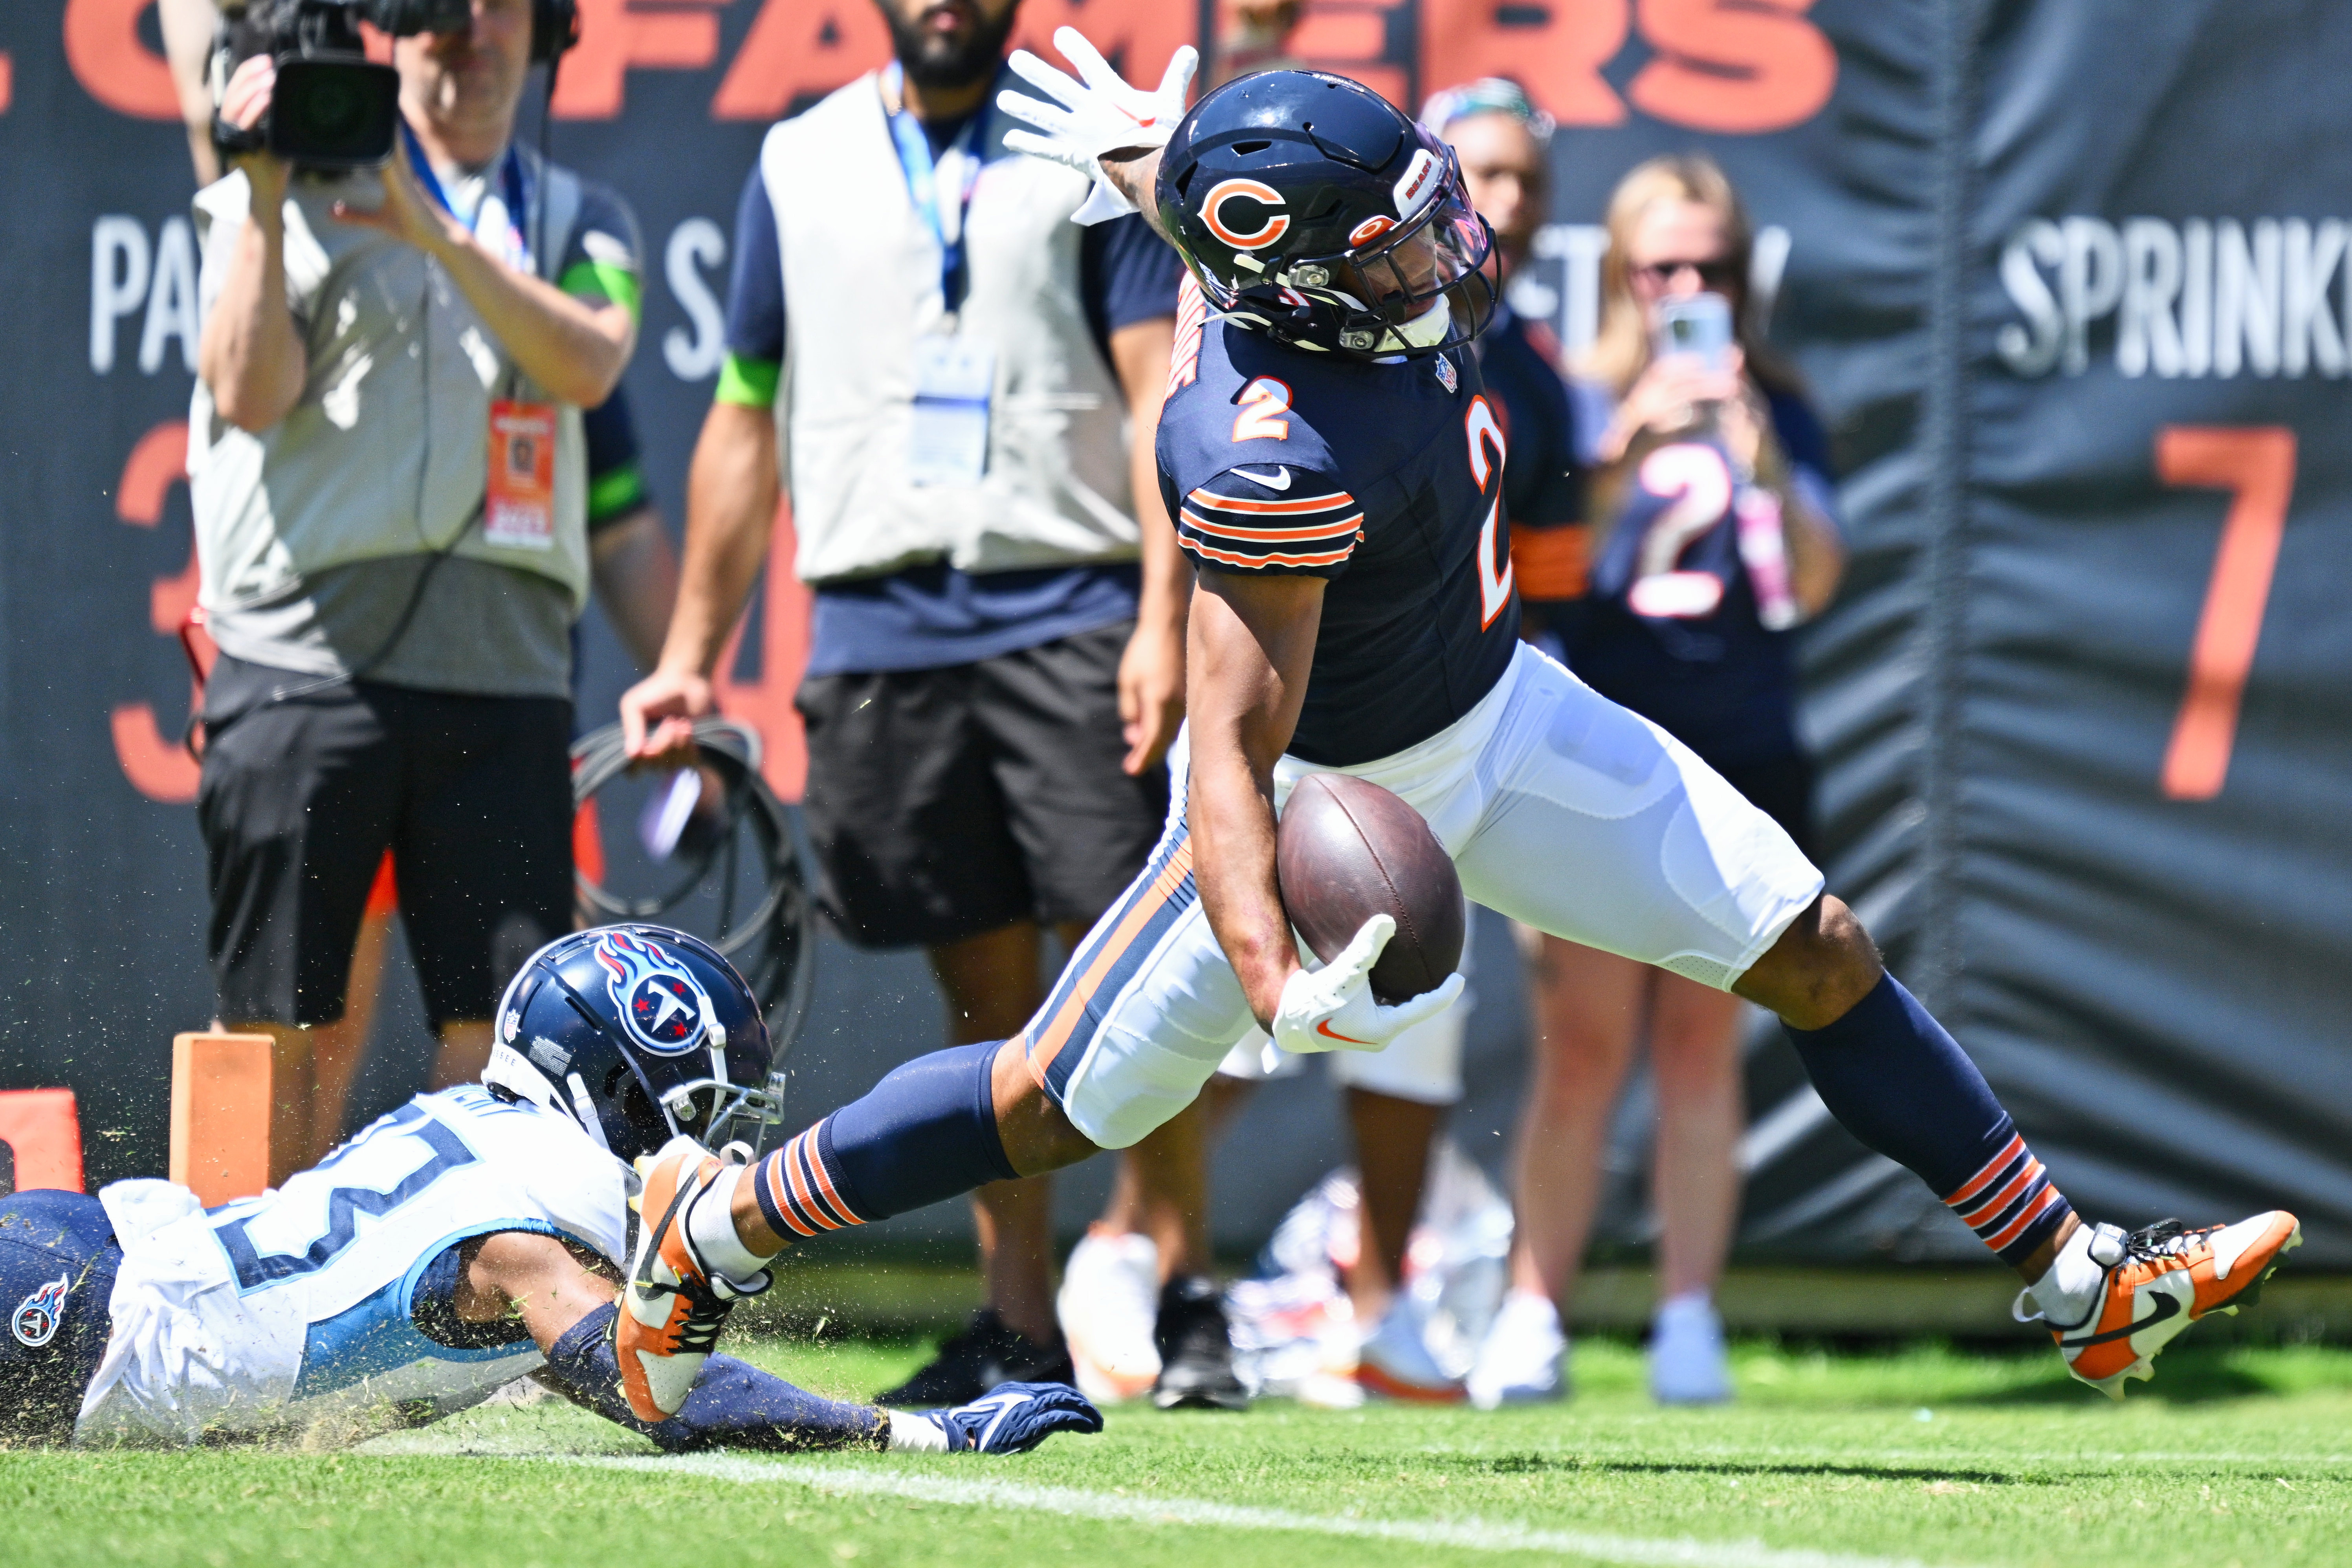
[
  {"xmin": 1626, "ymin": 443, "xmax": 1734, "ymax": 619},
  {"xmin": 1465, "ymin": 396, "xmax": 1513, "ymax": 630},
  {"xmin": 1232, "ymin": 377, "xmax": 1292, "ymax": 441}
]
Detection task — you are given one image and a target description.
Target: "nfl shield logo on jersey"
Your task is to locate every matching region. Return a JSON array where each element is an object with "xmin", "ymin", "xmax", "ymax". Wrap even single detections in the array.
[
  {"xmin": 11, "ymin": 1272, "xmax": 68, "ymax": 1348},
  {"xmin": 593, "ymin": 931, "xmax": 714, "ymax": 1056},
  {"xmin": 1434, "ymin": 354, "xmax": 1458, "ymax": 394}
]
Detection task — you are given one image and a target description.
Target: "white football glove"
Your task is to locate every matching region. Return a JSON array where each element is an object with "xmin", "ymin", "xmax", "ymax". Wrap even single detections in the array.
[
  {"xmin": 997, "ymin": 26, "xmax": 1198, "ymax": 224},
  {"xmin": 1272, "ymin": 914, "xmax": 1466, "ymax": 1057}
]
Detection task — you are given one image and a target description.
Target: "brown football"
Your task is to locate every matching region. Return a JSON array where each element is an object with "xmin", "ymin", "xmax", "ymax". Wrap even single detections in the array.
[{"xmin": 1275, "ymin": 772, "xmax": 1465, "ymax": 1004}]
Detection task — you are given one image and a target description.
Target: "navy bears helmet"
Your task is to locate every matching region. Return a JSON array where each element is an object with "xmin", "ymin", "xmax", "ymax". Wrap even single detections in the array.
[
  {"xmin": 1155, "ymin": 69, "xmax": 1497, "ymax": 360},
  {"xmin": 483, "ymin": 925, "xmax": 785, "ymax": 1162}
]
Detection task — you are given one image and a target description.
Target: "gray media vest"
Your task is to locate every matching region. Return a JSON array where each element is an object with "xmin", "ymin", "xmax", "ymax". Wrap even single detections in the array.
[{"xmin": 761, "ymin": 75, "xmax": 1143, "ymax": 586}]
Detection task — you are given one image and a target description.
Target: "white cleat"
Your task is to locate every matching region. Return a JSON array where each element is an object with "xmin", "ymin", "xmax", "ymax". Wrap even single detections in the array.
[
  {"xmin": 1354, "ymin": 1294, "xmax": 1465, "ymax": 1403},
  {"xmin": 1466, "ymin": 1290, "xmax": 1567, "ymax": 1410},
  {"xmin": 1056, "ymin": 1228, "xmax": 1163, "ymax": 1405}
]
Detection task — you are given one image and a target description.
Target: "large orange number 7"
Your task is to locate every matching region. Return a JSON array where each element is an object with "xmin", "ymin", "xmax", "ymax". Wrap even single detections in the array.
[{"xmin": 2156, "ymin": 426, "xmax": 2295, "ymax": 802}]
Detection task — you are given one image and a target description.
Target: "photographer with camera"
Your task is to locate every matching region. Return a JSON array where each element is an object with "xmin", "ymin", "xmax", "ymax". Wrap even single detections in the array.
[{"xmin": 189, "ymin": 0, "xmax": 642, "ymax": 1182}]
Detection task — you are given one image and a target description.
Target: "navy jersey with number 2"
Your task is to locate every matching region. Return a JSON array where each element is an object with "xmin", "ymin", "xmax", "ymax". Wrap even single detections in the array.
[{"xmin": 1157, "ymin": 286, "xmax": 1520, "ymax": 766}]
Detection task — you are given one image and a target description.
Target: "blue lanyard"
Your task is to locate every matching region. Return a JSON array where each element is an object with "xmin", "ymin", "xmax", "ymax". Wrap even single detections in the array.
[
  {"xmin": 400, "ymin": 121, "xmax": 534, "ymax": 274},
  {"xmin": 882, "ymin": 61, "xmax": 992, "ymax": 314}
]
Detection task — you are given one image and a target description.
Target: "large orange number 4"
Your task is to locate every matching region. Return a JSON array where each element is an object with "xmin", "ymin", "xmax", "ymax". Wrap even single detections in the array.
[{"xmin": 2156, "ymin": 426, "xmax": 2295, "ymax": 802}]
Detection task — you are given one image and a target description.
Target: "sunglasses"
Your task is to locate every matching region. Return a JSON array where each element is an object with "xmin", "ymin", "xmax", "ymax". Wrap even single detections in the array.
[{"xmin": 1632, "ymin": 258, "xmax": 1742, "ymax": 289}]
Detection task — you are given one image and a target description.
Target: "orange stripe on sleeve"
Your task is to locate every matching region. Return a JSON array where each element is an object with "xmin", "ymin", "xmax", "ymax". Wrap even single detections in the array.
[
  {"xmin": 1180, "ymin": 509, "xmax": 1364, "ymax": 544},
  {"xmin": 1181, "ymin": 536, "xmax": 1356, "ymax": 571},
  {"xmin": 1186, "ymin": 487, "xmax": 1356, "ymax": 515},
  {"xmin": 1510, "ymin": 522, "xmax": 1589, "ymax": 600}
]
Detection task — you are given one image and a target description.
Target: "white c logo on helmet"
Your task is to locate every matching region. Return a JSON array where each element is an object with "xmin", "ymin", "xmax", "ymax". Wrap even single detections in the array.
[{"xmin": 1202, "ymin": 178, "xmax": 1292, "ymax": 251}]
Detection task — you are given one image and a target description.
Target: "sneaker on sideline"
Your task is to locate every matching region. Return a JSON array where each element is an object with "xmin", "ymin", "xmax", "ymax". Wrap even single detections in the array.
[
  {"xmin": 1648, "ymin": 1291, "xmax": 1732, "ymax": 1406},
  {"xmin": 1152, "ymin": 1275, "xmax": 1250, "ymax": 1410},
  {"xmin": 1057, "ymin": 1227, "xmax": 1163, "ymax": 1404},
  {"xmin": 876, "ymin": 1308, "xmax": 1074, "ymax": 1408},
  {"xmin": 1466, "ymin": 1289, "xmax": 1567, "ymax": 1410},
  {"xmin": 1354, "ymin": 1294, "xmax": 1465, "ymax": 1403}
]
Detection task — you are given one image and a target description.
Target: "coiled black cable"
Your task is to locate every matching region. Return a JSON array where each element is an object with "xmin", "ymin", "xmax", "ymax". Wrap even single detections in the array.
[{"xmin": 569, "ymin": 717, "xmax": 816, "ymax": 1061}]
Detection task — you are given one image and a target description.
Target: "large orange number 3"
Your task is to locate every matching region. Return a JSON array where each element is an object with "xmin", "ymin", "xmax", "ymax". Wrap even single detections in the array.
[
  {"xmin": 1465, "ymin": 396, "xmax": 1512, "ymax": 629},
  {"xmin": 2156, "ymin": 426, "xmax": 2294, "ymax": 801}
]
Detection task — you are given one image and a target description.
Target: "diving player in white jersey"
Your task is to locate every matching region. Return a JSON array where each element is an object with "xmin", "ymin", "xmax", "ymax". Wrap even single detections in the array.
[
  {"xmin": 610, "ymin": 42, "xmax": 2299, "ymax": 1425},
  {"xmin": 0, "ymin": 926, "xmax": 1098, "ymax": 1454}
]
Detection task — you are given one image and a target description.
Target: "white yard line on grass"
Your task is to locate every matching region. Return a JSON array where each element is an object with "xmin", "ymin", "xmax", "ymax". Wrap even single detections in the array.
[
  {"xmin": 1472, "ymin": 1440, "xmax": 2352, "ymax": 1471},
  {"xmin": 555, "ymin": 1453, "xmax": 1994, "ymax": 1568}
]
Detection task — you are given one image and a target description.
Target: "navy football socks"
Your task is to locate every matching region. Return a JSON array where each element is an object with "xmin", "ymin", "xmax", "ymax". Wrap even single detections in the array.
[
  {"xmin": 1784, "ymin": 973, "xmax": 2073, "ymax": 1268},
  {"xmin": 752, "ymin": 1040, "xmax": 1019, "ymax": 1240}
]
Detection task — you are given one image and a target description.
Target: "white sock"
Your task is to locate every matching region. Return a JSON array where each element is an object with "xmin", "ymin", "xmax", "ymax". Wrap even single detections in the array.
[
  {"xmin": 686, "ymin": 1163, "xmax": 770, "ymax": 1286},
  {"xmin": 1655, "ymin": 1289, "xmax": 1716, "ymax": 1324},
  {"xmin": 886, "ymin": 1412, "xmax": 949, "ymax": 1453},
  {"xmin": 1500, "ymin": 1288, "xmax": 1555, "ymax": 1315},
  {"xmin": 2027, "ymin": 1224, "xmax": 2107, "ymax": 1328}
]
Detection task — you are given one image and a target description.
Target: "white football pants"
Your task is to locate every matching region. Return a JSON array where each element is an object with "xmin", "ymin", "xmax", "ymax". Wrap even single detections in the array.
[{"xmin": 1020, "ymin": 642, "xmax": 1824, "ymax": 1149}]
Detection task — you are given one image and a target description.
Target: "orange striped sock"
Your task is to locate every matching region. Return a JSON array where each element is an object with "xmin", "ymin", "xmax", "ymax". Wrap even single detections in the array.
[{"xmin": 1942, "ymin": 1121, "xmax": 2074, "ymax": 1266}]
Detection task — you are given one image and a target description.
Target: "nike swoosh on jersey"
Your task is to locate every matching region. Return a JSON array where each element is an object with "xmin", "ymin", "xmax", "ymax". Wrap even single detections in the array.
[
  {"xmin": 1232, "ymin": 465, "xmax": 1292, "ymax": 490},
  {"xmin": 1316, "ymin": 1019, "xmax": 1374, "ymax": 1045},
  {"xmin": 2061, "ymin": 1288, "xmax": 2182, "ymax": 1347}
]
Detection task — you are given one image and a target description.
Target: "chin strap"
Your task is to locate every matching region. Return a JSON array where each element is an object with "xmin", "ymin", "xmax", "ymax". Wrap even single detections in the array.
[
  {"xmin": 1394, "ymin": 296, "xmax": 1456, "ymax": 349},
  {"xmin": 566, "ymin": 1072, "xmax": 614, "ymax": 1154}
]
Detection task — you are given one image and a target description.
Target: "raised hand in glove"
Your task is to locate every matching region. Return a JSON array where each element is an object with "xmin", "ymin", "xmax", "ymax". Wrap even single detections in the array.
[
  {"xmin": 997, "ymin": 26, "xmax": 1198, "ymax": 223},
  {"xmin": 1272, "ymin": 914, "xmax": 1466, "ymax": 1056}
]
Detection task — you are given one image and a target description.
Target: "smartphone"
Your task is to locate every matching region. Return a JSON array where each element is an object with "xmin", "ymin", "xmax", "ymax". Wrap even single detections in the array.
[{"xmin": 1654, "ymin": 292, "xmax": 1734, "ymax": 373}]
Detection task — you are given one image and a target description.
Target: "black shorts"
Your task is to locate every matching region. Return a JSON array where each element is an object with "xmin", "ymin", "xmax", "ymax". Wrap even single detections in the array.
[
  {"xmin": 796, "ymin": 623, "xmax": 1170, "ymax": 949},
  {"xmin": 196, "ymin": 658, "xmax": 572, "ymax": 1029},
  {"xmin": 1714, "ymin": 751, "xmax": 1819, "ymax": 863}
]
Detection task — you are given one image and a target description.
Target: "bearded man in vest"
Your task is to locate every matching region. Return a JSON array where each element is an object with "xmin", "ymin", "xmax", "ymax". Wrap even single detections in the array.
[{"xmin": 619, "ymin": 0, "xmax": 1238, "ymax": 1411}]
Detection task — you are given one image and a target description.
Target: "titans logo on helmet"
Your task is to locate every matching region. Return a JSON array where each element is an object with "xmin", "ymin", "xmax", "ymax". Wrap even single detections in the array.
[
  {"xmin": 11, "ymin": 1273, "xmax": 68, "ymax": 1348},
  {"xmin": 593, "ymin": 931, "xmax": 713, "ymax": 1057}
]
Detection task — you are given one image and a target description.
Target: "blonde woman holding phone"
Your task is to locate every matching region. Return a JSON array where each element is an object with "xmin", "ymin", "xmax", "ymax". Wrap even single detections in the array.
[{"xmin": 1471, "ymin": 154, "xmax": 1845, "ymax": 1409}]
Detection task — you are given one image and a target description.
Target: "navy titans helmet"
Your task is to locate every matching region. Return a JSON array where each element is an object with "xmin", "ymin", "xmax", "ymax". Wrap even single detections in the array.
[
  {"xmin": 1155, "ymin": 69, "xmax": 1498, "ymax": 360},
  {"xmin": 483, "ymin": 925, "xmax": 785, "ymax": 1161}
]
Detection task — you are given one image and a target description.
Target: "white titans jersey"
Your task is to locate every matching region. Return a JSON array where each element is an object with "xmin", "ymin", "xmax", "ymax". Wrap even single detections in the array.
[{"xmin": 76, "ymin": 1086, "xmax": 629, "ymax": 1445}]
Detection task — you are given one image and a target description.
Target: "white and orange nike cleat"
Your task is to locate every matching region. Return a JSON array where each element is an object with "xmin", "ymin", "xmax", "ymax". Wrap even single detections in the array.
[
  {"xmin": 2021, "ymin": 1212, "xmax": 2301, "ymax": 1400},
  {"xmin": 1353, "ymin": 1297, "xmax": 1466, "ymax": 1404},
  {"xmin": 617, "ymin": 1136, "xmax": 764, "ymax": 1423},
  {"xmin": 1057, "ymin": 1228, "xmax": 1163, "ymax": 1405}
]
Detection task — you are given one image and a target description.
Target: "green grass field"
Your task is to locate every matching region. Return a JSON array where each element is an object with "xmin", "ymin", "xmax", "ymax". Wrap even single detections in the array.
[{"xmin": 9, "ymin": 1333, "xmax": 2350, "ymax": 1568}]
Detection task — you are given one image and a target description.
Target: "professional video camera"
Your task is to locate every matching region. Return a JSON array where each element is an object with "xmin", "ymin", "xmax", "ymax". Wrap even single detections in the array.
[{"xmin": 214, "ymin": 0, "xmax": 470, "ymax": 170}]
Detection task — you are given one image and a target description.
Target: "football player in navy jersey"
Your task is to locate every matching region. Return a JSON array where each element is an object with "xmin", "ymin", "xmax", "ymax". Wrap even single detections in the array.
[{"xmin": 613, "ymin": 37, "xmax": 2300, "ymax": 1422}]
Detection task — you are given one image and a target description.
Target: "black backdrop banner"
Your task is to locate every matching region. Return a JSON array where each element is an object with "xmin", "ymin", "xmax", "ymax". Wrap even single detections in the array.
[{"xmin": 4, "ymin": 2, "xmax": 2348, "ymax": 1265}]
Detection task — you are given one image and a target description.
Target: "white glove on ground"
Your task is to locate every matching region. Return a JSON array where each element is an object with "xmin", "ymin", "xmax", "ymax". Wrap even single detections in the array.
[
  {"xmin": 997, "ymin": 27, "xmax": 1198, "ymax": 224},
  {"xmin": 1272, "ymin": 914, "xmax": 1466, "ymax": 1056}
]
